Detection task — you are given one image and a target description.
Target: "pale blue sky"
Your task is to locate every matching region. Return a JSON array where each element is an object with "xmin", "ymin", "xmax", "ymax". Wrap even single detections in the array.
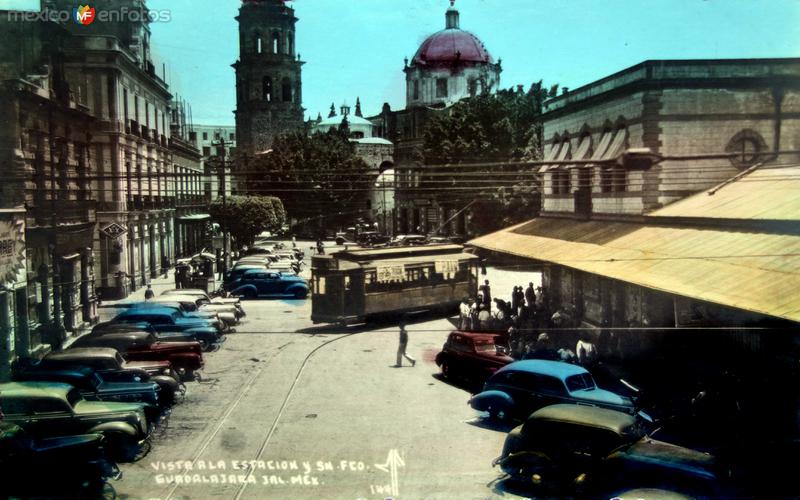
[{"xmin": 4, "ymin": 0, "xmax": 800, "ymax": 125}]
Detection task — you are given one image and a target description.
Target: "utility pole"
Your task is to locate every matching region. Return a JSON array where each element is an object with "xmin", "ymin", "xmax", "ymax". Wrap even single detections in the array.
[{"xmin": 212, "ymin": 135, "xmax": 233, "ymax": 278}]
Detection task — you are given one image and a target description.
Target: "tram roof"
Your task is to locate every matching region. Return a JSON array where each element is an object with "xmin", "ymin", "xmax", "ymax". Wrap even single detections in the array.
[{"xmin": 334, "ymin": 244, "xmax": 469, "ymax": 261}]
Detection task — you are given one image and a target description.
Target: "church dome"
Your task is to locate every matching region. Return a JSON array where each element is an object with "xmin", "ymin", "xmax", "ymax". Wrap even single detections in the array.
[
  {"xmin": 411, "ymin": 3, "xmax": 492, "ymax": 67},
  {"xmin": 412, "ymin": 30, "xmax": 492, "ymax": 66}
]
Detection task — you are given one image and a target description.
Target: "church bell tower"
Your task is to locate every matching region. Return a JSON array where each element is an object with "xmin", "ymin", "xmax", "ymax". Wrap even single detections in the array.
[{"xmin": 233, "ymin": 0, "xmax": 304, "ymax": 155}]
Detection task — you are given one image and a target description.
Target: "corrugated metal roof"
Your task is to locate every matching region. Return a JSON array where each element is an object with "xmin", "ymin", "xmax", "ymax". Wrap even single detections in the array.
[
  {"xmin": 650, "ymin": 165, "xmax": 800, "ymax": 220},
  {"xmin": 469, "ymin": 218, "xmax": 800, "ymax": 322}
]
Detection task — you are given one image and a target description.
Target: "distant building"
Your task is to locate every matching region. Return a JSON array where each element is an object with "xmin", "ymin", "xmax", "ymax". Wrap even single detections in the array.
[
  {"xmin": 233, "ymin": 0, "xmax": 305, "ymax": 157},
  {"xmin": 188, "ymin": 124, "xmax": 235, "ymax": 202},
  {"xmin": 471, "ymin": 58, "xmax": 800, "ymax": 360},
  {"xmin": 312, "ymin": 101, "xmax": 394, "ymax": 233},
  {"xmin": 370, "ymin": 1, "xmax": 502, "ymax": 237}
]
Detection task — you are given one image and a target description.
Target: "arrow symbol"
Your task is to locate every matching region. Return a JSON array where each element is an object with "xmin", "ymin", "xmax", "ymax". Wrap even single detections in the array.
[{"xmin": 374, "ymin": 449, "xmax": 405, "ymax": 497}]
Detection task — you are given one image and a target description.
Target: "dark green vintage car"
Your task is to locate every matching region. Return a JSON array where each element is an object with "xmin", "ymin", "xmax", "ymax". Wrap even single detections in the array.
[
  {"xmin": 0, "ymin": 421, "xmax": 121, "ymax": 497},
  {"xmin": 493, "ymin": 404, "xmax": 733, "ymax": 497},
  {"xmin": 0, "ymin": 381, "xmax": 151, "ymax": 461}
]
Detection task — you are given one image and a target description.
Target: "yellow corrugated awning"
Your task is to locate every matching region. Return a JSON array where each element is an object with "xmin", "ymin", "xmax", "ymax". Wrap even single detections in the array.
[{"xmin": 469, "ymin": 218, "xmax": 800, "ymax": 322}]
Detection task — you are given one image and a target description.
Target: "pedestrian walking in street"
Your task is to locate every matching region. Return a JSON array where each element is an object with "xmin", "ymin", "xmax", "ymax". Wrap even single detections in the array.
[
  {"xmin": 477, "ymin": 304, "xmax": 492, "ymax": 330},
  {"xmin": 144, "ymin": 284, "xmax": 154, "ymax": 300},
  {"xmin": 395, "ymin": 323, "xmax": 416, "ymax": 367},
  {"xmin": 316, "ymin": 239, "xmax": 325, "ymax": 255},
  {"xmin": 479, "ymin": 279, "xmax": 491, "ymax": 312},
  {"xmin": 469, "ymin": 297, "xmax": 479, "ymax": 331},
  {"xmin": 292, "ymin": 236, "xmax": 297, "ymax": 248}
]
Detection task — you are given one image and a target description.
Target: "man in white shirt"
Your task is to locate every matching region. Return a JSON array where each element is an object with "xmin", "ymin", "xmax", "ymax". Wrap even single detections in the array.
[{"xmin": 459, "ymin": 297, "xmax": 471, "ymax": 331}]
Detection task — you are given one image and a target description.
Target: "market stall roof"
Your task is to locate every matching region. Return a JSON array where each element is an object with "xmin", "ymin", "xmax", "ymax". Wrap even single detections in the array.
[
  {"xmin": 469, "ymin": 217, "xmax": 800, "ymax": 323},
  {"xmin": 650, "ymin": 165, "xmax": 800, "ymax": 221}
]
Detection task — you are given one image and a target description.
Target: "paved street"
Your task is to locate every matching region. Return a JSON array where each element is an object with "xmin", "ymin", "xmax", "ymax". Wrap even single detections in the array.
[{"xmin": 107, "ymin": 245, "xmax": 541, "ymax": 499}]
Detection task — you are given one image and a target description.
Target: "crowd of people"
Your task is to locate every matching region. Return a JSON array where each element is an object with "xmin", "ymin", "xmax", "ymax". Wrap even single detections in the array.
[{"xmin": 458, "ymin": 280, "xmax": 600, "ymax": 367}]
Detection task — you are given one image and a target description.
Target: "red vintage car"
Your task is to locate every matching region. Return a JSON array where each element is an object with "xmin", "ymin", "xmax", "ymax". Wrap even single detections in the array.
[
  {"xmin": 435, "ymin": 331, "xmax": 513, "ymax": 387},
  {"xmin": 71, "ymin": 330, "xmax": 204, "ymax": 380}
]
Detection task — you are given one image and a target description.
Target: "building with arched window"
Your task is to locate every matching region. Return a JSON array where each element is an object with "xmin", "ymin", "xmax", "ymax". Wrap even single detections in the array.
[{"xmin": 233, "ymin": 0, "xmax": 304, "ymax": 157}]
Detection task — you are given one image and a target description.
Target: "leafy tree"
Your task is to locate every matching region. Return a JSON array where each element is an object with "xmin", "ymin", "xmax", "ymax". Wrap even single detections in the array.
[
  {"xmin": 209, "ymin": 195, "xmax": 285, "ymax": 249},
  {"xmin": 246, "ymin": 128, "xmax": 372, "ymax": 233},
  {"xmin": 423, "ymin": 81, "xmax": 556, "ymax": 164},
  {"xmin": 422, "ymin": 81, "xmax": 556, "ymax": 235}
]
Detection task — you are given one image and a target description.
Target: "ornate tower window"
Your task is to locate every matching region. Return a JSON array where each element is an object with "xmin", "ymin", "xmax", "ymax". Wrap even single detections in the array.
[
  {"xmin": 282, "ymin": 78, "xmax": 292, "ymax": 102},
  {"xmin": 272, "ymin": 32, "xmax": 281, "ymax": 54},
  {"xmin": 254, "ymin": 31, "xmax": 262, "ymax": 53},
  {"xmin": 262, "ymin": 76, "xmax": 273, "ymax": 101}
]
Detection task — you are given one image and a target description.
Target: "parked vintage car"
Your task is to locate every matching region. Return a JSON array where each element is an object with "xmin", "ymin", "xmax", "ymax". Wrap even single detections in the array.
[
  {"xmin": 0, "ymin": 421, "xmax": 121, "ymax": 498},
  {"xmin": 161, "ymin": 288, "xmax": 241, "ymax": 306},
  {"xmin": 229, "ymin": 269, "xmax": 309, "ymax": 299},
  {"xmin": 390, "ymin": 234, "xmax": 427, "ymax": 246},
  {"xmin": 41, "ymin": 348, "xmax": 182, "ymax": 403},
  {"xmin": 128, "ymin": 302, "xmax": 226, "ymax": 332},
  {"xmin": 266, "ymin": 261, "xmax": 299, "ymax": 275},
  {"xmin": 71, "ymin": 330, "xmax": 204, "ymax": 380},
  {"xmin": 152, "ymin": 294, "xmax": 243, "ymax": 324},
  {"xmin": 0, "ymin": 382, "xmax": 152, "ymax": 461},
  {"xmin": 225, "ymin": 264, "xmax": 268, "ymax": 288},
  {"xmin": 435, "ymin": 331, "xmax": 513, "ymax": 386},
  {"xmin": 469, "ymin": 360, "xmax": 635, "ymax": 421},
  {"xmin": 110, "ymin": 308, "xmax": 223, "ymax": 349},
  {"xmin": 494, "ymin": 404, "xmax": 730, "ymax": 497},
  {"xmin": 91, "ymin": 321, "xmax": 218, "ymax": 348},
  {"xmin": 13, "ymin": 365, "xmax": 163, "ymax": 412}
]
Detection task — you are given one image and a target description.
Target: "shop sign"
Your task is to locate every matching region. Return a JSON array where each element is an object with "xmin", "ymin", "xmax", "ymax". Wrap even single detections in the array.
[
  {"xmin": 100, "ymin": 222, "xmax": 127, "ymax": 239},
  {"xmin": 0, "ymin": 218, "xmax": 26, "ymax": 284}
]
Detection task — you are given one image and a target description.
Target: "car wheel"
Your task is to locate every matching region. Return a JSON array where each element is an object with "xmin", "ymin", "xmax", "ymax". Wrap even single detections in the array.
[
  {"xmin": 293, "ymin": 288, "xmax": 308, "ymax": 299},
  {"xmin": 245, "ymin": 289, "xmax": 257, "ymax": 299},
  {"xmin": 105, "ymin": 432, "xmax": 140, "ymax": 462},
  {"xmin": 441, "ymin": 361, "xmax": 450, "ymax": 379},
  {"xmin": 488, "ymin": 406, "xmax": 506, "ymax": 421}
]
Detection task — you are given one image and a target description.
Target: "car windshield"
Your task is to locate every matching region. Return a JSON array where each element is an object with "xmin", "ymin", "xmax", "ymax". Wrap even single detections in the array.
[
  {"xmin": 66, "ymin": 388, "xmax": 83, "ymax": 408},
  {"xmin": 474, "ymin": 343, "xmax": 496, "ymax": 353},
  {"xmin": 565, "ymin": 373, "xmax": 596, "ymax": 392}
]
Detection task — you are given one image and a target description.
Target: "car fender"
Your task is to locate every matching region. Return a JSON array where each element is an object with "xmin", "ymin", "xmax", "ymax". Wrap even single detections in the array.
[
  {"xmin": 167, "ymin": 353, "xmax": 204, "ymax": 370},
  {"xmin": 151, "ymin": 374, "xmax": 179, "ymax": 392},
  {"xmin": 230, "ymin": 284, "xmax": 258, "ymax": 296},
  {"xmin": 285, "ymin": 284, "xmax": 308, "ymax": 294},
  {"xmin": 434, "ymin": 352, "xmax": 445, "ymax": 366},
  {"xmin": 469, "ymin": 390, "xmax": 515, "ymax": 413},
  {"xmin": 88, "ymin": 421, "xmax": 139, "ymax": 437}
]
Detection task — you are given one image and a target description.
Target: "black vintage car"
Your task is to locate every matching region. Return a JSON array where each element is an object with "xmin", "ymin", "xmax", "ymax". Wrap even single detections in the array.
[
  {"xmin": 40, "ymin": 348, "xmax": 183, "ymax": 404},
  {"xmin": 493, "ymin": 404, "xmax": 732, "ymax": 497},
  {"xmin": 13, "ymin": 365, "xmax": 164, "ymax": 412},
  {"xmin": 0, "ymin": 421, "xmax": 121, "ymax": 498},
  {"xmin": 0, "ymin": 382, "xmax": 152, "ymax": 461}
]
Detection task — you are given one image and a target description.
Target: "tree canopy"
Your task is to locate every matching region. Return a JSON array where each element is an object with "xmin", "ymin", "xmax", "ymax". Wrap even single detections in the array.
[
  {"xmin": 209, "ymin": 195, "xmax": 285, "ymax": 249},
  {"xmin": 422, "ymin": 81, "xmax": 558, "ymax": 164},
  {"xmin": 421, "ymin": 81, "xmax": 558, "ymax": 236},
  {"xmin": 246, "ymin": 128, "xmax": 372, "ymax": 233}
]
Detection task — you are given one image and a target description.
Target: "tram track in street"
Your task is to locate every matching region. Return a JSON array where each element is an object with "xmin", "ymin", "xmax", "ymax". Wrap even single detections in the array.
[{"xmin": 162, "ymin": 341, "xmax": 291, "ymax": 500}]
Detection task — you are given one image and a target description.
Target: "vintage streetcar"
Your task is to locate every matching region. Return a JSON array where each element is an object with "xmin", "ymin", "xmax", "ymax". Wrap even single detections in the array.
[{"xmin": 311, "ymin": 244, "xmax": 480, "ymax": 324}]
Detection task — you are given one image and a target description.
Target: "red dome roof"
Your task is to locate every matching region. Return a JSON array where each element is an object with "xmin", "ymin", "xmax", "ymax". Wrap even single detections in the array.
[{"xmin": 412, "ymin": 29, "xmax": 493, "ymax": 66}]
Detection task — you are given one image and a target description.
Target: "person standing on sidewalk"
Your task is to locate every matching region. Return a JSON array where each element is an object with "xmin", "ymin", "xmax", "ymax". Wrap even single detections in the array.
[
  {"xmin": 395, "ymin": 323, "xmax": 416, "ymax": 367},
  {"xmin": 144, "ymin": 284, "xmax": 154, "ymax": 300}
]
